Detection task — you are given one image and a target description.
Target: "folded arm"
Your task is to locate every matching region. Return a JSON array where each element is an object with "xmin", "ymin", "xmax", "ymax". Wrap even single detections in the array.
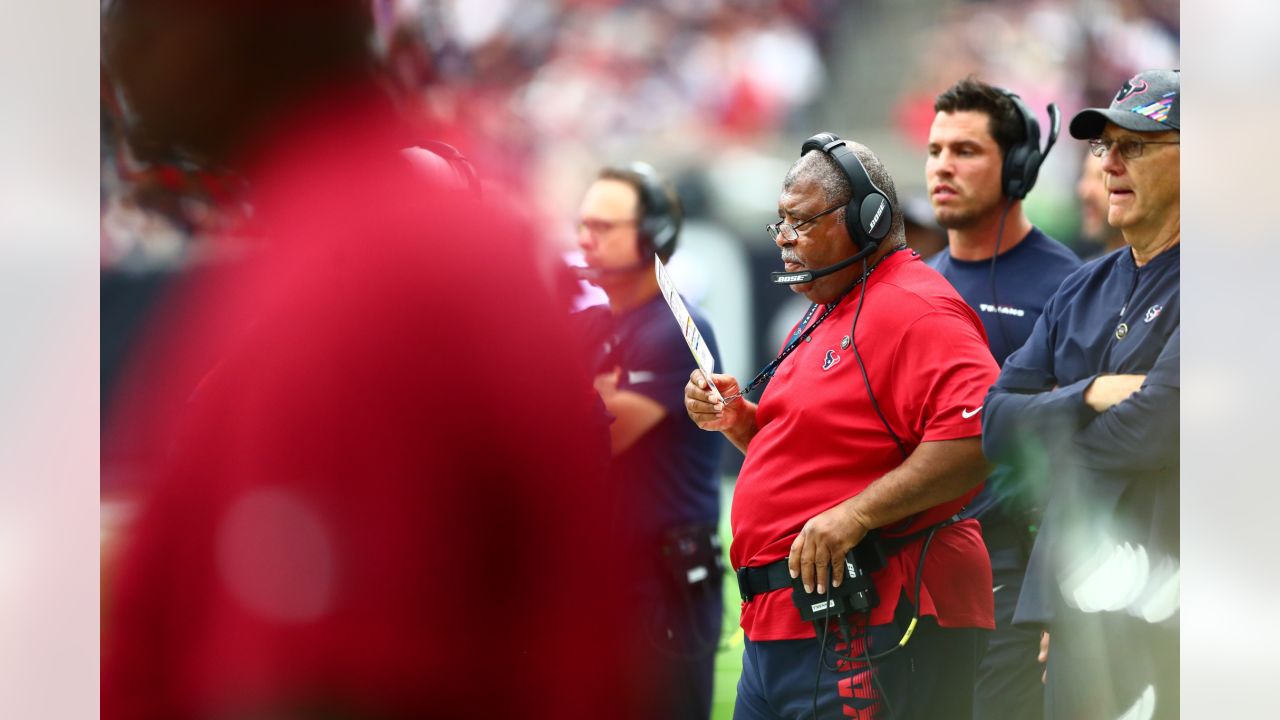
[{"xmin": 1072, "ymin": 327, "xmax": 1180, "ymax": 473}]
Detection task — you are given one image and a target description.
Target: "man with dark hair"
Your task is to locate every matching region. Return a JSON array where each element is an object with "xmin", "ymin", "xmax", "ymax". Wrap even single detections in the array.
[
  {"xmin": 685, "ymin": 138, "xmax": 997, "ymax": 719},
  {"xmin": 983, "ymin": 69, "xmax": 1180, "ymax": 720},
  {"xmin": 574, "ymin": 163, "xmax": 725, "ymax": 720},
  {"xmin": 924, "ymin": 76, "xmax": 1081, "ymax": 720}
]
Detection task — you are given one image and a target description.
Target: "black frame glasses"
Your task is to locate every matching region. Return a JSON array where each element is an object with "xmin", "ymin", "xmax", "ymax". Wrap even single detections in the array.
[
  {"xmin": 765, "ymin": 203, "xmax": 843, "ymax": 242},
  {"xmin": 1088, "ymin": 137, "xmax": 1180, "ymax": 160}
]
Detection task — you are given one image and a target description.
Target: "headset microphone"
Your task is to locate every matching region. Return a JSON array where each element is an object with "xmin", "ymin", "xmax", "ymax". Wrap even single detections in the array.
[
  {"xmin": 573, "ymin": 260, "xmax": 649, "ymax": 282},
  {"xmin": 770, "ymin": 242, "xmax": 877, "ymax": 285}
]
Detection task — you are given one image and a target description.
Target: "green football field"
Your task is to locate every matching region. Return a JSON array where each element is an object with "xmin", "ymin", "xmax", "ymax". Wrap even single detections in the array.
[{"xmin": 711, "ymin": 479, "xmax": 742, "ymax": 720}]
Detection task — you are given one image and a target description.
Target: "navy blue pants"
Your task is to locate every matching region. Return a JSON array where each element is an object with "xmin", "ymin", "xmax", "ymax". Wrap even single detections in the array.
[
  {"xmin": 619, "ymin": 574, "xmax": 723, "ymax": 720},
  {"xmin": 734, "ymin": 602, "xmax": 982, "ymax": 720},
  {"xmin": 973, "ymin": 536, "xmax": 1045, "ymax": 720}
]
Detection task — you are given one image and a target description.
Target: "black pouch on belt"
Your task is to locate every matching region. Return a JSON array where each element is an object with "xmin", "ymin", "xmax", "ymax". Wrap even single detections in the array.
[
  {"xmin": 660, "ymin": 523, "xmax": 724, "ymax": 588},
  {"xmin": 789, "ymin": 533, "xmax": 887, "ymax": 622}
]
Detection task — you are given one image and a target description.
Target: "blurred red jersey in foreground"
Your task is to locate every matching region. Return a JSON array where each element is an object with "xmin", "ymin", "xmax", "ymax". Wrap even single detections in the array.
[{"xmin": 101, "ymin": 83, "xmax": 629, "ymax": 719}]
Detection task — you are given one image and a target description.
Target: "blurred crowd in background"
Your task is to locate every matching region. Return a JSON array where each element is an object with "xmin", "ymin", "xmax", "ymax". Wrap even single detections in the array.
[{"xmin": 101, "ymin": 0, "xmax": 1179, "ymax": 471}]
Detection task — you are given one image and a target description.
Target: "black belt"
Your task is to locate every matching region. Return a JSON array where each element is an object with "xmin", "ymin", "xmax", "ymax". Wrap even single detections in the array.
[
  {"xmin": 734, "ymin": 514, "xmax": 963, "ymax": 603},
  {"xmin": 735, "ymin": 558, "xmax": 792, "ymax": 603}
]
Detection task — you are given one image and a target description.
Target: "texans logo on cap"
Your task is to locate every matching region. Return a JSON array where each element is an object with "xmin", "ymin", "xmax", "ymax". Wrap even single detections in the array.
[{"xmin": 1115, "ymin": 76, "xmax": 1149, "ymax": 103}]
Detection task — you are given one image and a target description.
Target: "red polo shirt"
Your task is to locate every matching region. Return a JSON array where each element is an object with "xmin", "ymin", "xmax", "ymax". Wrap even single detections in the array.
[{"xmin": 731, "ymin": 249, "xmax": 998, "ymax": 640}]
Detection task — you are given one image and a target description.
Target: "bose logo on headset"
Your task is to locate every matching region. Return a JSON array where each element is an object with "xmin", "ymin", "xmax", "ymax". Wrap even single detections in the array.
[{"xmin": 868, "ymin": 198, "xmax": 887, "ymax": 233}]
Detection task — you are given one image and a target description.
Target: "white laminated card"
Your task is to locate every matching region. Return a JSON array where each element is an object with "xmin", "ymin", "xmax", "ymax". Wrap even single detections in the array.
[{"xmin": 655, "ymin": 256, "xmax": 723, "ymax": 403}]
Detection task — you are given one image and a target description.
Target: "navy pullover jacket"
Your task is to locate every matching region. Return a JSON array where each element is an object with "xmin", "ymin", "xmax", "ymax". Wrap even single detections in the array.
[{"xmin": 982, "ymin": 244, "xmax": 1180, "ymax": 626}]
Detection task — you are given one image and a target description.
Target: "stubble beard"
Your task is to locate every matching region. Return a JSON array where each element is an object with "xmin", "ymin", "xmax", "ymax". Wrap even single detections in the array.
[{"xmin": 934, "ymin": 203, "xmax": 982, "ymax": 230}]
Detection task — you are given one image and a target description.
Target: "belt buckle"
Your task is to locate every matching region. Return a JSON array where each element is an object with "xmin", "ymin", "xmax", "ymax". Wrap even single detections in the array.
[{"xmin": 735, "ymin": 567, "xmax": 752, "ymax": 603}]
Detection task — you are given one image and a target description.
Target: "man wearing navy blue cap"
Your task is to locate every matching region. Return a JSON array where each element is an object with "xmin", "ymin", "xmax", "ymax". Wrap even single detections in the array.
[{"xmin": 981, "ymin": 69, "xmax": 1180, "ymax": 720}]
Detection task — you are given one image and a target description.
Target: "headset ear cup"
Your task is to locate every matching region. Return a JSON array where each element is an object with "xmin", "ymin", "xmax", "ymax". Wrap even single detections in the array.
[
  {"xmin": 1002, "ymin": 143, "xmax": 1042, "ymax": 199},
  {"xmin": 647, "ymin": 218, "xmax": 677, "ymax": 260},
  {"xmin": 799, "ymin": 132, "xmax": 895, "ymax": 251},
  {"xmin": 625, "ymin": 162, "xmax": 679, "ymax": 260},
  {"xmin": 997, "ymin": 89, "xmax": 1043, "ymax": 199},
  {"xmin": 860, "ymin": 194, "xmax": 892, "ymax": 241},
  {"xmin": 1002, "ymin": 145, "xmax": 1024, "ymax": 198}
]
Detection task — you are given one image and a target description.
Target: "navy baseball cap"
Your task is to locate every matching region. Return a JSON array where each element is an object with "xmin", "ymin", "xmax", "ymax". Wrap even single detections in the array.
[{"xmin": 1069, "ymin": 69, "xmax": 1180, "ymax": 139}]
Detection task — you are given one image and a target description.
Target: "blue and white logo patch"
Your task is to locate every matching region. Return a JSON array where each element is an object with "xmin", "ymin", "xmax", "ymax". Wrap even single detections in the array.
[
  {"xmin": 1144, "ymin": 304, "xmax": 1164, "ymax": 323},
  {"xmin": 822, "ymin": 349, "xmax": 841, "ymax": 371}
]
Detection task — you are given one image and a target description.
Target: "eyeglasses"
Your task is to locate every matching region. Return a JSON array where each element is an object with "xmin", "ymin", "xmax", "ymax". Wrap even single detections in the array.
[
  {"xmin": 577, "ymin": 218, "xmax": 637, "ymax": 236},
  {"xmin": 765, "ymin": 203, "xmax": 843, "ymax": 242},
  {"xmin": 1088, "ymin": 137, "xmax": 1180, "ymax": 160}
]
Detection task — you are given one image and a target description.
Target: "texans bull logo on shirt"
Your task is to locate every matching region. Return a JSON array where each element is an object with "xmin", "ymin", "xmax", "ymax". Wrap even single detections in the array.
[{"xmin": 822, "ymin": 349, "xmax": 840, "ymax": 371}]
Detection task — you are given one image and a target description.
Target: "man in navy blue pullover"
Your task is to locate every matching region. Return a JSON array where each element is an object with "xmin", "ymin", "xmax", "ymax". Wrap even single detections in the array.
[
  {"xmin": 982, "ymin": 69, "xmax": 1180, "ymax": 720},
  {"xmin": 925, "ymin": 77, "xmax": 1081, "ymax": 720},
  {"xmin": 573, "ymin": 163, "xmax": 725, "ymax": 720}
]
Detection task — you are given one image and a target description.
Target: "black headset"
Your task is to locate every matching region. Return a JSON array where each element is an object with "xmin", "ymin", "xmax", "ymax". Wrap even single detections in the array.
[
  {"xmin": 627, "ymin": 161, "xmax": 680, "ymax": 262},
  {"xmin": 994, "ymin": 89, "xmax": 1060, "ymax": 199},
  {"xmin": 799, "ymin": 133, "xmax": 894, "ymax": 254},
  {"xmin": 403, "ymin": 141, "xmax": 482, "ymax": 196}
]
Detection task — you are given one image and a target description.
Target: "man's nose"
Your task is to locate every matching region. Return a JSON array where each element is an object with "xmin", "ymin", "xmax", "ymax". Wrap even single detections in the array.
[
  {"xmin": 1100, "ymin": 147, "xmax": 1126, "ymax": 176},
  {"xmin": 931, "ymin": 152, "xmax": 953, "ymax": 176}
]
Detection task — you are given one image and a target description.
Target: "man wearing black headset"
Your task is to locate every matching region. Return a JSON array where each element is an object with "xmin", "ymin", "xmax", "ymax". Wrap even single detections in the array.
[
  {"xmin": 685, "ymin": 139, "xmax": 997, "ymax": 719},
  {"xmin": 574, "ymin": 164, "xmax": 726, "ymax": 720},
  {"xmin": 923, "ymin": 77, "xmax": 1082, "ymax": 720},
  {"xmin": 983, "ymin": 69, "xmax": 1180, "ymax": 720}
]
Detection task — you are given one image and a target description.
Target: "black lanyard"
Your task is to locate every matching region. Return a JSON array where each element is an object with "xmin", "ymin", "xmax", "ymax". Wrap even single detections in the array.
[{"xmin": 722, "ymin": 247, "xmax": 901, "ymax": 405}]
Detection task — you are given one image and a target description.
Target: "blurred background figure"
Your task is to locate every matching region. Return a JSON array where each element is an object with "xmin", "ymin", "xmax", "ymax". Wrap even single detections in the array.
[
  {"xmin": 900, "ymin": 194, "xmax": 949, "ymax": 260},
  {"xmin": 100, "ymin": 1, "xmax": 630, "ymax": 718},
  {"xmin": 573, "ymin": 163, "xmax": 726, "ymax": 720},
  {"xmin": 1075, "ymin": 148, "xmax": 1129, "ymax": 258}
]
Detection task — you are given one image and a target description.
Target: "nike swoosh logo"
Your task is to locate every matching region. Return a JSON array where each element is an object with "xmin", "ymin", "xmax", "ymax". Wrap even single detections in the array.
[
  {"xmin": 962, "ymin": 406, "xmax": 983, "ymax": 419},
  {"xmin": 993, "ymin": 584, "xmax": 1006, "ymax": 594}
]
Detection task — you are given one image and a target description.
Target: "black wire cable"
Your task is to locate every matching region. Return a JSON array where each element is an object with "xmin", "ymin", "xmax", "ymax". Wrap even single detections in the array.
[
  {"xmin": 865, "ymin": 620, "xmax": 897, "ymax": 719},
  {"xmin": 806, "ymin": 513, "xmax": 945, "ymax": 718},
  {"xmin": 811, "ymin": 591, "xmax": 834, "ymax": 719},
  {"xmin": 725, "ymin": 247, "xmax": 896, "ymax": 405},
  {"xmin": 807, "ymin": 242, "xmax": 933, "ymax": 717},
  {"xmin": 848, "ymin": 252, "xmax": 909, "ymax": 460}
]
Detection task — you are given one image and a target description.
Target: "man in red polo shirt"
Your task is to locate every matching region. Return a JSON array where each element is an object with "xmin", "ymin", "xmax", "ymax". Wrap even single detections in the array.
[{"xmin": 685, "ymin": 135, "xmax": 997, "ymax": 719}]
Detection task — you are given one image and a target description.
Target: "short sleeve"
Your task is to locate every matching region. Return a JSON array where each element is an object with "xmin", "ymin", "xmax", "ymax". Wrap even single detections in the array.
[
  {"xmin": 891, "ymin": 306, "xmax": 1000, "ymax": 443},
  {"xmin": 617, "ymin": 307, "xmax": 716, "ymax": 418}
]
